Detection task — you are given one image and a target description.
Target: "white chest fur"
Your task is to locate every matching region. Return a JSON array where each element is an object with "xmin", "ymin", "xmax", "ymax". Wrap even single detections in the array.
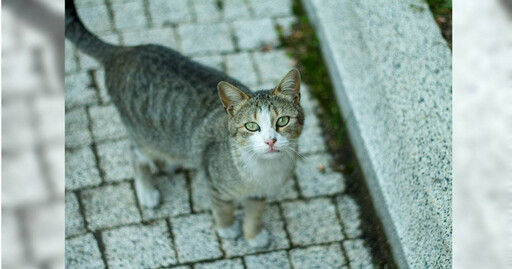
[{"xmin": 240, "ymin": 154, "xmax": 295, "ymax": 197}]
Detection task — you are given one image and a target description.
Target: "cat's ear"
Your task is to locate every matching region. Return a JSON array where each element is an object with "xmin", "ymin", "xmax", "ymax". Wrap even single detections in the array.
[
  {"xmin": 218, "ymin": 81, "xmax": 250, "ymax": 116},
  {"xmin": 273, "ymin": 69, "xmax": 301, "ymax": 104}
]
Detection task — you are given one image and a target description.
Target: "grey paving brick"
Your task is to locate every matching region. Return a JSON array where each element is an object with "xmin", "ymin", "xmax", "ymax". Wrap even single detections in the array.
[
  {"xmin": 44, "ymin": 144, "xmax": 66, "ymax": 195},
  {"xmin": 89, "ymin": 105, "xmax": 128, "ymax": 142},
  {"xmin": 2, "ymin": 100, "xmax": 35, "ymax": 152},
  {"xmin": 295, "ymin": 153, "xmax": 345, "ymax": 197},
  {"xmin": 244, "ymin": 251, "xmax": 291, "ymax": 269},
  {"xmin": 2, "ymin": 211, "xmax": 24, "ymax": 267},
  {"xmin": 76, "ymin": 4, "xmax": 112, "ymax": 32},
  {"xmin": 171, "ymin": 213, "xmax": 223, "ymax": 263},
  {"xmin": 178, "ymin": 23, "xmax": 234, "ymax": 55},
  {"xmin": 2, "ymin": 50, "xmax": 39, "ymax": 97},
  {"xmin": 66, "ymin": 192, "xmax": 86, "ymax": 237},
  {"xmin": 192, "ymin": 55, "xmax": 224, "ymax": 71},
  {"xmin": 290, "ymin": 243, "xmax": 347, "ymax": 269},
  {"xmin": 298, "ymin": 85, "xmax": 319, "ymax": 115},
  {"xmin": 195, "ymin": 258, "xmax": 244, "ymax": 269},
  {"xmin": 168, "ymin": 266, "xmax": 191, "ymax": 269},
  {"xmin": 65, "ymin": 40, "xmax": 78, "ymax": 74},
  {"xmin": 149, "ymin": 0, "xmax": 193, "ymax": 26},
  {"xmin": 94, "ymin": 69, "xmax": 110, "ymax": 104},
  {"xmin": 298, "ymin": 116, "xmax": 327, "ymax": 155},
  {"xmin": 35, "ymin": 96, "xmax": 65, "ymax": 142},
  {"xmin": 103, "ymin": 221, "xmax": 177, "ymax": 268},
  {"xmin": 222, "ymin": 0, "xmax": 250, "ymax": 22},
  {"xmin": 336, "ymin": 195, "xmax": 363, "ymax": 239},
  {"xmin": 76, "ymin": 0, "xmax": 104, "ymax": 7},
  {"xmin": 2, "ymin": 152, "xmax": 47, "ymax": 208},
  {"xmin": 247, "ymin": 0, "xmax": 292, "ymax": 18},
  {"xmin": 65, "ymin": 72, "xmax": 97, "ymax": 108},
  {"xmin": 122, "ymin": 27, "xmax": 177, "ymax": 47},
  {"xmin": 98, "ymin": 31, "xmax": 121, "ymax": 45},
  {"xmin": 343, "ymin": 240, "xmax": 375, "ymax": 269},
  {"xmin": 193, "ymin": 0, "xmax": 221, "ymax": 22},
  {"xmin": 66, "ymin": 146, "xmax": 102, "ymax": 190},
  {"xmin": 141, "ymin": 174, "xmax": 191, "ymax": 220},
  {"xmin": 190, "ymin": 173, "xmax": 210, "ymax": 212},
  {"xmin": 25, "ymin": 202, "xmax": 65, "ymax": 261},
  {"xmin": 253, "ymin": 50, "xmax": 295, "ymax": 84},
  {"xmin": 65, "ymin": 107, "xmax": 93, "ymax": 149},
  {"xmin": 65, "ymin": 233, "xmax": 105, "ymax": 269},
  {"xmin": 111, "ymin": 1, "xmax": 147, "ymax": 30},
  {"xmin": 81, "ymin": 183, "xmax": 141, "ymax": 230},
  {"xmin": 96, "ymin": 139, "xmax": 133, "ymax": 182},
  {"xmin": 226, "ymin": 52, "xmax": 258, "ymax": 85},
  {"xmin": 281, "ymin": 198, "xmax": 344, "ymax": 246},
  {"xmin": 78, "ymin": 51, "xmax": 101, "ymax": 71},
  {"xmin": 222, "ymin": 205, "xmax": 289, "ymax": 257},
  {"xmin": 275, "ymin": 16, "xmax": 297, "ymax": 37},
  {"xmin": 233, "ymin": 19, "xmax": 279, "ymax": 50}
]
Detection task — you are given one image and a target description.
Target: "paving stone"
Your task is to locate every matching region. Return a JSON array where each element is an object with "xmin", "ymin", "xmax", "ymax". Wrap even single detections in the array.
[
  {"xmin": 2, "ymin": 50, "xmax": 40, "ymax": 97},
  {"xmin": 178, "ymin": 23, "xmax": 234, "ymax": 55},
  {"xmin": 252, "ymin": 50, "xmax": 295, "ymax": 84},
  {"xmin": 66, "ymin": 146, "xmax": 102, "ymax": 190},
  {"xmin": 221, "ymin": 205, "xmax": 289, "ymax": 257},
  {"xmin": 298, "ymin": 85, "xmax": 319, "ymax": 115},
  {"xmin": 2, "ymin": 211, "xmax": 24, "ymax": 267},
  {"xmin": 295, "ymin": 153, "xmax": 345, "ymax": 197},
  {"xmin": 141, "ymin": 174, "xmax": 191, "ymax": 220},
  {"xmin": 171, "ymin": 213, "xmax": 223, "ymax": 263},
  {"xmin": 96, "ymin": 139, "xmax": 133, "ymax": 182},
  {"xmin": 103, "ymin": 221, "xmax": 177, "ymax": 268},
  {"xmin": 167, "ymin": 266, "xmax": 191, "ymax": 269},
  {"xmin": 35, "ymin": 96, "xmax": 65, "ymax": 143},
  {"xmin": 122, "ymin": 27, "xmax": 177, "ymax": 47},
  {"xmin": 111, "ymin": 1, "xmax": 147, "ymax": 30},
  {"xmin": 343, "ymin": 240, "xmax": 375, "ymax": 269},
  {"xmin": 290, "ymin": 243, "xmax": 347, "ymax": 269},
  {"xmin": 98, "ymin": 31, "xmax": 121, "ymax": 45},
  {"xmin": 193, "ymin": 0, "xmax": 221, "ymax": 22},
  {"xmin": 226, "ymin": 52, "xmax": 258, "ymax": 85},
  {"xmin": 66, "ymin": 192, "xmax": 86, "ymax": 237},
  {"xmin": 247, "ymin": 0, "xmax": 292, "ymax": 18},
  {"xmin": 65, "ymin": 107, "xmax": 93, "ymax": 149},
  {"xmin": 94, "ymin": 69, "xmax": 110, "ymax": 104},
  {"xmin": 195, "ymin": 258, "xmax": 244, "ymax": 269},
  {"xmin": 336, "ymin": 195, "xmax": 363, "ymax": 239},
  {"xmin": 2, "ymin": 152, "xmax": 47, "ymax": 208},
  {"xmin": 25, "ymin": 202, "xmax": 65, "ymax": 261},
  {"xmin": 89, "ymin": 105, "xmax": 128, "ymax": 142},
  {"xmin": 149, "ymin": 0, "xmax": 193, "ymax": 26},
  {"xmin": 281, "ymin": 198, "xmax": 344, "ymax": 246},
  {"xmin": 65, "ymin": 233, "xmax": 105, "ymax": 269},
  {"xmin": 298, "ymin": 115, "xmax": 327, "ymax": 155},
  {"xmin": 76, "ymin": 4, "xmax": 111, "ymax": 32},
  {"xmin": 76, "ymin": 0, "xmax": 104, "ymax": 7},
  {"xmin": 192, "ymin": 55, "xmax": 224, "ymax": 71},
  {"xmin": 222, "ymin": 0, "xmax": 250, "ymax": 22},
  {"xmin": 244, "ymin": 251, "xmax": 291, "ymax": 269},
  {"xmin": 78, "ymin": 51, "xmax": 101, "ymax": 71},
  {"xmin": 65, "ymin": 40, "xmax": 78, "ymax": 74},
  {"xmin": 275, "ymin": 16, "xmax": 297, "ymax": 37},
  {"xmin": 2, "ymin": 99, "xmax": 35, "ymax": 152},
  {"xmin": 81, "ymin": 183, "xmax": 141, "ymax": 230},
  {"xmin": 233, "ymin": 19, "xmax": 279, "ymax": 50},
  {"xmin": 65, "ymin": 72, "xmax": 97, "ymax": 108},
  {"xmin": 44, "ymin": 144, "xmax": 66, "ymax": 195}
]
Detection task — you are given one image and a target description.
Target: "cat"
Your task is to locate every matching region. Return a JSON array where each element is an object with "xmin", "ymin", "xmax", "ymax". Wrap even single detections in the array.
[{"xmin": 65, "ymin": 0, "xmax": 304, "ymax": 248}]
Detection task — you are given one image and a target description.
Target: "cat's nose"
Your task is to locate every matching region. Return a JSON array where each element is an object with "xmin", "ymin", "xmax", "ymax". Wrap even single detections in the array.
[{"xmin": 265, "ymin": 138, "xmax": 277, "ymax": 148}]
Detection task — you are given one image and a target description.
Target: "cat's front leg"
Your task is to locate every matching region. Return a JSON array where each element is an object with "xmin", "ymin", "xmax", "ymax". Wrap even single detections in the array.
[
  {"xmin": 131, "ymin": 146, "xmax": 161, "ymax": 208},
  {"xmin": 244, "ymin": 198, "xmax": 270, "ymax": 248},
  {"xmin": 209, "ymin": 191, "xmax": 241, "ymax": 239}
]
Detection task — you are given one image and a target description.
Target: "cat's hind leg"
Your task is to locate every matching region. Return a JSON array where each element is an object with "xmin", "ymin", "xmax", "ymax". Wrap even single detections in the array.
[{"xmin": 131, "ymin": 146, "xmax": 161, "ymax": 208}]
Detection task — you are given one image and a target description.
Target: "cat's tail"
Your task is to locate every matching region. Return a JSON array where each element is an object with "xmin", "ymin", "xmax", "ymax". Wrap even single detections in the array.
[{"xmin": 65, "ymin": 0, "xmax": 117, "ymax": 62}]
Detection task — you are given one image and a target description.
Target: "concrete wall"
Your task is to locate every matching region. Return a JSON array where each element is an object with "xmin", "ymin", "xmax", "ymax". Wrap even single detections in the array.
[{"xmin": 301, "ymin": 0, "xmax": 452, "ymax": 268}]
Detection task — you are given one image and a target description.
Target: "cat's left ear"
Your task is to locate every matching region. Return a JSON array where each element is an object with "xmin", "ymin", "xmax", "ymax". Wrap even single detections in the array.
[{"xmin": 273, "ymin": 69, "xmax": 301, "ymax": 104}]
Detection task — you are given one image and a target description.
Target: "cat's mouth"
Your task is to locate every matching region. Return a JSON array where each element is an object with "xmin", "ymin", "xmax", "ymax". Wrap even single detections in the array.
[{"xmin": 266, "ymin": 149, "xmax": 279, "ymax": 154}]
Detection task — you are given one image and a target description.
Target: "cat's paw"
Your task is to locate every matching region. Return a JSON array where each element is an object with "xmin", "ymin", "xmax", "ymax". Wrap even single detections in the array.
[
  {"xmin": 217, "ymin": 221, "xmax": 241, "ymax": 239},
  {"xmin": 136, "ymin": 186, "xmax": 161, "ymax": 208},
  {"xmin": 247, "ymin": 228, "xmax": 270, "ymax": 249}
]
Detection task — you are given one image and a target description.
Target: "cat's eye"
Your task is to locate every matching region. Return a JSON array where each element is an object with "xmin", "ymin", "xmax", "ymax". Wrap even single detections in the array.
[
  {"xmin": 245, "ymin": 122, "xmax": 260, "ymax": 132},
  {"xmin": 276, "ymin": 116, "xmax": 290, "ymax": 128}
]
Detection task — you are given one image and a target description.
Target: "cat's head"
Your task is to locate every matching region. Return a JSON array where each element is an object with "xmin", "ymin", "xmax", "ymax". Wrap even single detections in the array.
[{"xmin": 218, "ymin": 69, "xmax": 304, "ymax": 160}]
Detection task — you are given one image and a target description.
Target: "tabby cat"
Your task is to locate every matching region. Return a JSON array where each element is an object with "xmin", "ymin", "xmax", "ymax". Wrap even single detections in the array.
[{"xmin": 66, "ymin": 0, "xmax": 304, "ymax": 248}]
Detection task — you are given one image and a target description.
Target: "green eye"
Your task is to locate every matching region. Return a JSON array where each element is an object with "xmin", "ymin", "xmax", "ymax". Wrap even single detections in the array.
[
  {"xmin": 245, "ymin": 122, "xmax": 260, "ymax": 132},
  {"xmin": 276, "ymin": 116, "xmax": 290, "ymax": 127}
]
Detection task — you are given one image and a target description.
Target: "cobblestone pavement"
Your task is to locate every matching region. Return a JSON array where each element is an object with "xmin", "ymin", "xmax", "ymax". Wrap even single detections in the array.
[{"xmin": 65, "ymin": 0, "xmax": 376, "ymax": 268}]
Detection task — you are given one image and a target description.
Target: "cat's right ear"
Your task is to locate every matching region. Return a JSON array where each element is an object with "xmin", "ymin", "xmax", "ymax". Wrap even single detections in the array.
[{"xmin": 218, "ymin": 81, "xmax": 250, "ymax": 116}]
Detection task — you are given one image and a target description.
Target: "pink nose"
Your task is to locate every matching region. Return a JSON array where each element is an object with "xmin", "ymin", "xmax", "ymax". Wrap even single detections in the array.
[{"xmin": 265, "ymin": 138, "xmax": 277, "ymax": 148}]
